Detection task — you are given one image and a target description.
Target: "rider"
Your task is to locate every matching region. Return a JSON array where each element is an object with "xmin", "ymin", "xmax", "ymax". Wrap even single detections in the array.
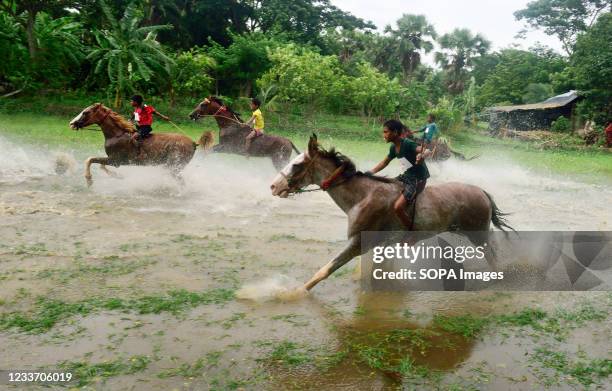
[
  {"xmin": 368, "ymin": 119, "xmax": 432, "ymax": 229},
  {"xmin": 415, "ymin": 113, "xmax": 439, "ymax": 145},
  {"xmin": 130, "ymin": 95, "xmax": 170, "ymax": 156},
  {"xmin": 244, "ymin": 98, "xmax": 264, "ymax": 153}
]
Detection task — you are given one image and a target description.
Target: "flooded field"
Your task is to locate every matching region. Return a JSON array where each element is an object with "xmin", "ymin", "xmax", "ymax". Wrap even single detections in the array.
[{"xmin": 0, "ymin": 135, "xmax": 610, "ymax": 390}]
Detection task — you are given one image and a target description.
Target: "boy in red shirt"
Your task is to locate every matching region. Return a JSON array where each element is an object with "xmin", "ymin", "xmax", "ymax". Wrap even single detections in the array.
[{"xmin": 130, "ymin": 95, "xmax": 170, "ymax": 152}]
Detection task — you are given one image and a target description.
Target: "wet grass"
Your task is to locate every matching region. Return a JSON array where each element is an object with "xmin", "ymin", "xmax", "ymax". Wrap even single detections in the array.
[
  {"xmin": 36, "ymin": 256, "xmax": 156, "ymax": 282},
  {"xmin": 0, "ymin": 288, "xmax": 235, "ymax": 333},
  {"xmin": 60, "ymin": 355, "xmax": 152, "ymax": 387},
  {"xmin": 158, "ymin": 351, "xmax": 223, "ymax": 378},
  {"xmin": 531, "ymin": 347, "xmax": 612, "ymax": 387},
  {"xmin": 264, "ymin": 301, "xmax": 611, "ymax": 388}
]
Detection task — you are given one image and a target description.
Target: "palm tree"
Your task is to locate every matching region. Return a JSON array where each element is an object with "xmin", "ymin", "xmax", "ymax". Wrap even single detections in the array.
[
  {"xmin": 385, "ymin": 14, "xmax": 437, "ymax": 82},
  {"xmin": 87, "ymin": 0, "xmax": 173, "ymax": 107},
  {"xmin": 435, "ymin": 28, "xmax": 490, "ymax": 94}
]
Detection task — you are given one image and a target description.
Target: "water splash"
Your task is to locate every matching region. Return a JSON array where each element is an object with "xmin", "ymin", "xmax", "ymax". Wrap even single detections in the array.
[{"xmin": 236, "ymin": 274, "xmax": 307, "ymax": 302}]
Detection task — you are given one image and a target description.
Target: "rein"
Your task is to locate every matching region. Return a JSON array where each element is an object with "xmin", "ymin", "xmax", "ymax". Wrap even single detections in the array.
[
  {"xmin": 196, "ymin": 105, "xmax": 243, "ymax": 126},
  {"xmin": 285, "ymin": 158, "xmax": 352, "ymax": 195}
]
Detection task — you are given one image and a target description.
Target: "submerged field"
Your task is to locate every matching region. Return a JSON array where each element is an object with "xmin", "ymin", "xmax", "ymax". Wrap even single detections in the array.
[{"xmin": 0, "ymin": 109, "xmax": 611, "ymax": 390}]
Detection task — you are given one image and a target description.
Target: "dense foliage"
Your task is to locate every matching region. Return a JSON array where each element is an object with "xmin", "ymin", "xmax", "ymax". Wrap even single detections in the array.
[{"xmin": 0, "ymin": 0, "xmax": 609, "ymax": 125}]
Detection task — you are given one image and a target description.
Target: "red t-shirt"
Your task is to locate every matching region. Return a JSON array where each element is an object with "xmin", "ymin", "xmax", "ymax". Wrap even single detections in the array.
[{"xmin": 134, "ymin": 105, "xmax": 155, "ymax": 126}]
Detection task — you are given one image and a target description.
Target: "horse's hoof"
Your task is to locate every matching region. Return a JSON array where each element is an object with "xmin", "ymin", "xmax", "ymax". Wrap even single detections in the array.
[{"xmin": 85, "ymin": 176, "xmax": 93, "ymax": 187}]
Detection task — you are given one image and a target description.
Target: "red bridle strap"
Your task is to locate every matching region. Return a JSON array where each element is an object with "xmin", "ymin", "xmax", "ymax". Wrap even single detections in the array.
[{"xmin": 320, "ymin": 164, "xmax": 347, "ymax": 191}]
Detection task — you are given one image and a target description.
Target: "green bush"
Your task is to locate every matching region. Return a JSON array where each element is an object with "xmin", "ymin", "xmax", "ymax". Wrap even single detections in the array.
[
  {"xmin": 430, "ymin": 97, "xmax": 463, "ymax": 131},
  {"xmin": 551, "ymin": 116, "xmax": 571, "ymax": 132}
]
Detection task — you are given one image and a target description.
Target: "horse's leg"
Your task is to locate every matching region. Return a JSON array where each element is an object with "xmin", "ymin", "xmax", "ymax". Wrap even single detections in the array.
[
  {"xmin": 465, "ymin": 231, "xmax": 499, "ymax": 271},
  {"xmin": 168, "ymin": 165, "xmax": 186, "ymax": 187},
  {"xmin": 84, "ymin": 157, "xmax": 112, "ymax": 187},
  {"xmin": 303, "ymin": 236, "xmax": 361, "ymax": 291},
  {"xmin": 100, "ymin": 164, "xmax": 122, "ymax": 178}
]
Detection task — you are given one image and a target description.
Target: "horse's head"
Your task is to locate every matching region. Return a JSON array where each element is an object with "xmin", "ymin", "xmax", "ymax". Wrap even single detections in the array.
[
  {"xmin": 189, "ymin": 96, "xmax": 242, "ymax": 124},
  {"xmin": 69, "ymin": 103, "xmax": 108, "ymax": 130},
  {"xmin": 271, "ymin": 134, "xmax": 342, "ymax": 198},
  {"xmin": 190, "ymin": 96, "xmax": 226, "ymax": 120}
]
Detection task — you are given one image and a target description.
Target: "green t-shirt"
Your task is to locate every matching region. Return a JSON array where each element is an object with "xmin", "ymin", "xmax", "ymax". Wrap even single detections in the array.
[
  {"xmin": 388, "ymin": 138, "xmax": 430, "ymax": 180},
  {"xmin": 419, "ymin": 122, "xmax": 438, "ymax": 143}
]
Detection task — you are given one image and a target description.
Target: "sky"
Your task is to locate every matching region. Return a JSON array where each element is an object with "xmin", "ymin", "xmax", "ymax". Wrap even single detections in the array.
[{"xmin": 331, "ymin": 0, "xmax": 564, "ymax": 66}]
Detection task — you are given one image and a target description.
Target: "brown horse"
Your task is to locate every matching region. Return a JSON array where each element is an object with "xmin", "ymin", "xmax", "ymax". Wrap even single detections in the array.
[
  {"xmin": 270, "ymin": 134, "xmax": 514, "ymax": 292},
  {"xmin": 69, "ymin": 103, "xmax": 213, "ymax": 185},
  {"xmin": 189, "ymin": 96, "xmax": 300, "ymax": 169}
]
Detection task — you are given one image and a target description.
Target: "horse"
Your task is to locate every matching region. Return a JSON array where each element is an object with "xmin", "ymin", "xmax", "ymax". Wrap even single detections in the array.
[
  {"xmin": 69, "ymin": 103, "xmax": 214, "ymax": 186},
  {"xmin": 400, "ymin": 129, "xmax": 478, "ymax": 161},
  {"xmin": 188, "ymin": 96, "xmax": 300, "ymax": 169},
  {"xmin": 270, "ymin": 134, "xmax": 514, "ymax": 292}
]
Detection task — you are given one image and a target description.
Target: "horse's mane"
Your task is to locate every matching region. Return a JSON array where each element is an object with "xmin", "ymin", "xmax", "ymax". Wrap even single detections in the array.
[
  {"xmin": 104, "ymin": 106, "xmax": 136, "ymax": 133},
  {"xmin": 209, "ymin": 96, "xmax": 243, "ymax": 122},
  {"xmin": 317, "ymin": 146, "xmax": 397, "ymax": 184}
]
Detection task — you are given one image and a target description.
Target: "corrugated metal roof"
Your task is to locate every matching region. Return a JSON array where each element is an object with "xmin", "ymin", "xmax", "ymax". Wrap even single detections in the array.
[{"xmin": 490, "ymin": 90, "xmax": 580, "ymax": 112}]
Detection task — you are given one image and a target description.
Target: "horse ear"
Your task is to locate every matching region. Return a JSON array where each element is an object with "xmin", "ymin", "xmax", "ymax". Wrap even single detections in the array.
[{"xmin": 308, "ymin": 133, "xmax": 318, "ymax": 156}]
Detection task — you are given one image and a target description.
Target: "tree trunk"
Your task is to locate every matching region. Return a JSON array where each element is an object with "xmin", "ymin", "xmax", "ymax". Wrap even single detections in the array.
[
  {"xmin": 25, "ymin": 10, "xmax": 38, "ymax": 60},
  {"xmin": 114, "ymin": 86, "xmax": 122, "ymax": 109}
]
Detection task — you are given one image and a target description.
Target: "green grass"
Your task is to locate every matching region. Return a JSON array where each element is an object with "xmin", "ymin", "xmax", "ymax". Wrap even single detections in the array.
[
  {"xmin": 1, "ymin": 95, "xmax": 610, "ymax": 182},
  {"xmin": 60, "ymin": 355, "xmax": 152, "ymax": 387},
  {"xmin": 531, "ymin": 348, "xmax": 612, "ymax": 387},
  {"xmin": 157, "ymin": 351, "xmax": 223, "ymax": 378},
  {"xmin": 36, "ymin": 257, "xmax": 156, "ymax": 283},
  {"xmin": 0, "ymin": 288, "xmax": 235, "ymax": 333},
  {"xmin": 266, "ymin": 341, "xmax": 314, "ymax": 367}
]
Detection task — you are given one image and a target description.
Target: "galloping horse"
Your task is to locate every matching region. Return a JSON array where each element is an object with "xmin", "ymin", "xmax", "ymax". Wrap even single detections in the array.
[
  {"xmin": 189, "ymin": 96, "xmax": 300, "ymax": 169},
  {"xmin": 69, "ymin": 103, "xmax": 214, "ymax": 185},
  {"xmin": 270, "ymin": 134, "xmax": 514, "ymax": 292}
]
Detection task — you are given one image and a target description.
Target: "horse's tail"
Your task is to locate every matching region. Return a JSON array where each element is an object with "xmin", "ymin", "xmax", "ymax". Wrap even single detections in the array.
[
  {"xmin": 196, "ymin": 131, "xmax": 214, "ymax": 151},
  {"xmin": 483, "ymin": 190, "xmax": 516, "ymax": 234},
  {"xmin": 450, "ymin": 148, "xmax": 480, "ymax": 161},
  {"xmin": 290, "ymin": 141, "xmax": 301, "ymax": 155}
]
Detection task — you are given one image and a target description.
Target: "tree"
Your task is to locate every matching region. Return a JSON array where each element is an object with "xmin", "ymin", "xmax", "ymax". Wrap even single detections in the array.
[
  {"xmin": 384, "ymin": 14, "xmax": 437, "ymax": 82},
  {"xmin": 523, "ymin": 83, "xmax": 554, "ymax": 103},
  {"xmin": 435, "ymin": 28, "xmax": 490, "ymax": 94},
  {"xmin": 258, "ymin": 44, "xmax": 347, "ymax": 110},
  {"xmin": 207, "ymin": 32, "xmax": 283, "ymax": 97},
  {"xmin": 569, "ymin": 12, "xmax": 612, "ymax": 122},
  {"xmin": 87, "ymin": 0, "xmax": 173, "ymax": 107},
  {"xmin": 477, "ymin": 48, "xmax": 566, "ymax": 107},
  {"xmin": 168, "ymin": 49, "xmax": 216, "ymax": 106},
  {"xmin": 248, "ymin": 0, "xmax": 374, "ymax": 47},
  {"xmin": 514, "ymin": 0, "xmax": 611, "ymax": 55},
  {"xmin": 0, "ymin": 0, "xmax": 78, "ymax": 60}
]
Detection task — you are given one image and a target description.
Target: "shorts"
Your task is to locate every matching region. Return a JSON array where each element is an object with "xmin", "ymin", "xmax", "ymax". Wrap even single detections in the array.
[
  {"xmin": 136, "ymin": 125, "xmax": 152, "ymax": 139},
  {"xmin": 396, "ymin": 171, "xmax": 427, "ymax": 201}
]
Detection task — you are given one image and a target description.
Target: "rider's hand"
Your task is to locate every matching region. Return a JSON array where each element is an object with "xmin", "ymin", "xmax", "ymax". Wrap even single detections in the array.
[{"xmin": 416, "ymin": 153, "xmax": 423, "ymax": 163}]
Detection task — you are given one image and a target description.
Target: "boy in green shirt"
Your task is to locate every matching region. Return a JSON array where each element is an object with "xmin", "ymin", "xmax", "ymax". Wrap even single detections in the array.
[
  {"xmin": 368, "ymin": 119, "xmax": 432, "ymax": 229},
  {"xmin": 416, "ymin": 113, "xmax": 439, "ymax": 144}
]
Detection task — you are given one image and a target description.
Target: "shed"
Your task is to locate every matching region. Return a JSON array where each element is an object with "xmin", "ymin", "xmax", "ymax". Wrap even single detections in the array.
[{"xmin": 488, "ymin": 90, "xmax": 581, "ymax": 132}]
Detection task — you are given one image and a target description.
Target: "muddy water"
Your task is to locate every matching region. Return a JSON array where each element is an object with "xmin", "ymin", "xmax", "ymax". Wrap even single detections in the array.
[{"xmin": 0, "ymin": 136, "xmax": 610, "ymax": 390}]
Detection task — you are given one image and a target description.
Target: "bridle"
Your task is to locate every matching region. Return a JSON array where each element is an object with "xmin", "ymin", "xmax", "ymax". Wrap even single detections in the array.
[
  {"xmin": 75, "ymin": 107, "xmax": 112, "ymax": 130},
  {"xmin": 193, "ymin": 101, "xmax": 243, "ymax": 125},
  {"xmin": 281, "ymin": 154, "xmax": 352, "ymax": 195}
]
